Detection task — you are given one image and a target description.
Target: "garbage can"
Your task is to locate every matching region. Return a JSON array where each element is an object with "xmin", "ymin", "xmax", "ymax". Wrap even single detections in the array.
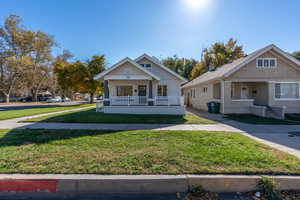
[
  {"xmin": 207, "ymin": 102, "xmax": 213, "ymax": 113},
  {"xmin": 207, "ymin": 101, "xmax": 220, "ymax": 113}
]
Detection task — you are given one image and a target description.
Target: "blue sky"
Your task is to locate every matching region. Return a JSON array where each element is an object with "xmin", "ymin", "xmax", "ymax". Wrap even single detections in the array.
[{"xmin": 1, "ymin": 0, "xmax": 299, "ymax": 65}]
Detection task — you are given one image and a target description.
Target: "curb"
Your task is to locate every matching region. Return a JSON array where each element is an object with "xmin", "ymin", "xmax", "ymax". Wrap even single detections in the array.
[{"xmin": 0, "ymin": 174, "xmax": 299, "ymax": 198}]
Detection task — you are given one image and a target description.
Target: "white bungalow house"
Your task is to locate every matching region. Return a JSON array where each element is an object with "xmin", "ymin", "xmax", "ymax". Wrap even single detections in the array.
[{"xmin": 94, "ymin": 54, "xmax": 187, "ymax": 115}]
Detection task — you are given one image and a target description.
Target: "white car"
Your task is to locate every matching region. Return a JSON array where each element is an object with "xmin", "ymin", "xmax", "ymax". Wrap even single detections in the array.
[
  {"xmin": 62, "ymin": 97, "xmax": 71, "ymax": 102},
  {"xmin": 46, "ymin": 96, "xmax": 62, "ymax": 103}
]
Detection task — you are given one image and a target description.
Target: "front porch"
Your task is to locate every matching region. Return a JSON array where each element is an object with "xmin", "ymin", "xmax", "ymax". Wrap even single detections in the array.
[
  {"xmin": 101, "ymin": 79, "xmax": 185, "ymax": 115},
  {"xmin": 223, "ymin": 81, "xmax": 286, "ymax": 119}
]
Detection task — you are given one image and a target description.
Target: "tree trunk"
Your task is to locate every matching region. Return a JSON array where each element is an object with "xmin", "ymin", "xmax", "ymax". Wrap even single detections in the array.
[
  {"xmin": 90, "ymin": 93, "xmax": 94, "ymax": 104},
  {"xmin": 31, "ymin": 90, "xmax": 38, "ymax": 102},
  {"xmin": 5, "ymin": 94, "xmax": 9, "ymax": 103}
]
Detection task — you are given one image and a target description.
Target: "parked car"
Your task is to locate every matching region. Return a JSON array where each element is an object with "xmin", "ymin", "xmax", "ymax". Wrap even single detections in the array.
[
  {"xmin": 62, "ymin": 97, "xmax": 71, "ymax": 102},
  {"xmin": 19, "ymin": 96, "xmax": 33, "ymax": 102},
  {"xmin": 46, "ymin": 96, "xmax": 62, "ymax": 103}
]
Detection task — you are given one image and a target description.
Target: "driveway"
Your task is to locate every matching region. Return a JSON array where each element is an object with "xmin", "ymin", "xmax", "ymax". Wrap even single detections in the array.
[{"xmin": 187, "ymin": 107, "xmax": 300, "ymax": 158}]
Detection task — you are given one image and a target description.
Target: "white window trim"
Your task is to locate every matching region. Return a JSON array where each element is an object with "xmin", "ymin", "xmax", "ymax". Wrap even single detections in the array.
[
  {"xmin": 157, "ymin": 85, "xmax": 168, "ymax": 97},
  {"xmin": 256, "ymin": 58, "xmax": 277, "ymax": 68},
  {"xmin": 274, "ymin": 82, "xmax": 300, "ymax": 101},
  {"xmin": 116, "ymin": 85, "xmax": 134, "ymax": 96}
]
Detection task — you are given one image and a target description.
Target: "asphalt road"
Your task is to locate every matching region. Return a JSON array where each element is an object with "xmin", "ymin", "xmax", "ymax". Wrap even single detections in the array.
[{"xmin": 0, "ymin": 102, "xmax": 87, "ymax": 111}]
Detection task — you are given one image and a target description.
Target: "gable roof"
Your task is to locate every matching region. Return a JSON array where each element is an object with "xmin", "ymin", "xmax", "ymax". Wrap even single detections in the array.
[
  {"xmin": 135, "ymin": 54, "xmax": 187, "ymax": 82},
  {"xmin": 182, "ymin": 44, "xmax": 300, "ymax": 89},
  {"xmin": 94, "ymin": 57, "xmax": 160, "ymax": 81}
]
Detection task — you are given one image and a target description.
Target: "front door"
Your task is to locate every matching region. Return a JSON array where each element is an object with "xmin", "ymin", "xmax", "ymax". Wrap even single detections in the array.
[
  {"xmin": 241, "ymin": 85, "xmax": 249, "ymax": 99},
  {"xmin": 138, "ymin": 85, "xmax": 147, "ymax": 105}
]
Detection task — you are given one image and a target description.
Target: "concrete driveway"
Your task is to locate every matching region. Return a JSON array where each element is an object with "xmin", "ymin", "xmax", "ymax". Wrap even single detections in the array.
[{"xmin": 187, "ymin": 107, "xmax": 300, "ymax": 158}]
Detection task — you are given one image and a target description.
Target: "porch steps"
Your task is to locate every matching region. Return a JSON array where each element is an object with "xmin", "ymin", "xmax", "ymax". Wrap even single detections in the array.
[{"xmin": 265, "ymin": 106, "xmax": 285, "ymax": 120}]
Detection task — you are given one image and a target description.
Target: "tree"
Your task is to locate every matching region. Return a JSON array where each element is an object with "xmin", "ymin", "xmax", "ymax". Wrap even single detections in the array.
[
  {"xmin": 21, "ymin": 31, "xmax": 56, "ymax": 101},
  {"xmin": 190, "ymin": 38, "xmax": 245, "ymax": 80},
  {"xmin": 162, "ymin": 55, "xmax": 197, "ymax": 80},
  {"xmin": 0, "ymin": 15, "xmax": 31, "ymax": 103},
  {"xmin": 292, "ymin": 51, "xmax": 300, "ymax": 61},
  {"xmin": 0, "ymin": 14, "xmax": 56, "ymax": 102},
  {"xmin": 55, "ymin": 55, "xmax": 106, "ymax": 103},
  {"xmin": 75, "ymin": 56, "xmax": 106, "ymax": 103}
]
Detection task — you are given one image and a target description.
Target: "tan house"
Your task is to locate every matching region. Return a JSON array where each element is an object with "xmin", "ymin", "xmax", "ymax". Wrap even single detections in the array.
[
  {"xmin": 94, "ymin": 54, "xmax": 187, "ymax": 115},
  {"xmin": 182, "ymin": 44, "xmax": 300, "ymax": 119}
]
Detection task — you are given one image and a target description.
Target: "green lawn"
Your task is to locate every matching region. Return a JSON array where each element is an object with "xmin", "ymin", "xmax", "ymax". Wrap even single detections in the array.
[
  {"xmin": 0, "ymin": 104, "xmax": 95, "ymax": 121},
  {"xmin": 23, "ymin": 108, "xmax": 215, "ymax": 124},
  {"xmin": 225, "ymin": 114, "xmax": 300, "ymax": 125},
  {"xmin": 0, "ymin": 129, "xmax": 299, "ymax": 174}
]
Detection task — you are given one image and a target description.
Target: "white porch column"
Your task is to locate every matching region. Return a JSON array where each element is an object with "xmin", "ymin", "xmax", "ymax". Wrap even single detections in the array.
[{"xmin": 221, "ymin": 81, "xmax": 231, "ymax": 114}]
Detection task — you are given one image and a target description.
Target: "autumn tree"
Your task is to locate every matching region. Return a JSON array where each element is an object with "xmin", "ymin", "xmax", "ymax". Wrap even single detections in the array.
[
  {"xmin": 190, "ymin": 38, "xmax": 245, "ymax": 80},
  {"xmin": 0, "ymin": 15, "xmax": 31, "ymax": 102},
  {"xmin": 55, "ymin": 55, "xmax": 106, "ymax": 103},
  {"xmin": 75, "ymin": 56, "xmax": 106, "ymax": 103},
  {"xmin": 0, "ymin": 14, "xmax": 56, "ymax": 102}
]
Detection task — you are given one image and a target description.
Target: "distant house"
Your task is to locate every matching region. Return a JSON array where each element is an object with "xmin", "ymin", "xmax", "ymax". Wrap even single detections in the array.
[
  {"xmin": 94, "ymin": 54, "xmax": 187, "ymax": 115},
  {"xmin": 182, "ymin": 44, "xmax": 300, "ymax": 119}
]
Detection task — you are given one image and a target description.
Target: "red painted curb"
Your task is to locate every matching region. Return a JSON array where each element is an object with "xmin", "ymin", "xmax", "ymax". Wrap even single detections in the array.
[{"xmin": 0, "ymin": 180, "xmax": 57, "ymax": 193}]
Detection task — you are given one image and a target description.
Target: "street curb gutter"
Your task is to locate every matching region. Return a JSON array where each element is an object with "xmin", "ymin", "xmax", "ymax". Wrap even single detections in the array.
[{"xmin": 0, "ymin": 175, "xmax": 299, "ymax": 198}]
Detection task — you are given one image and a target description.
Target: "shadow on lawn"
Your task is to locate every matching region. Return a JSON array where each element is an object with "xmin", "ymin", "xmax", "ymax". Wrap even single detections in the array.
[
  {"xmin": 0, "ymin": 128, "xmax": 118, "ymax": 147},
  {"xmin": 0, "ymin": 102, "xmax": 89, "ymax": 111},
  {"xmin": 29, "ymin": 108, "xmax": 189, "ymax": 124}
]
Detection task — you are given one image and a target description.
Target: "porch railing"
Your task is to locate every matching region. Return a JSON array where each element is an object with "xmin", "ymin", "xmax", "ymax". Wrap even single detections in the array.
[
  {"xmin": 107, "ymin": 96, "xmax": 184, "ymax": 106},
  {"xmin": 110, "ymin": 96, "xmax": 148, "ymax": 106}
]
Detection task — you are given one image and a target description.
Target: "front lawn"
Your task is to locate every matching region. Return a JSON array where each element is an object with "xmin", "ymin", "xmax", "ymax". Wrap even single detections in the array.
[
  {"xmin": 23, "ymin": 108, "xmax": 215, "ymax": 124},
  {"xmin": 0, "ymin": 104, "xmax": 95, "ymax": 121},
  {"xmin": 225, "ymin": 114, "xmax": 300, "ymax": 125},
  {"xmin": 0, "ymin": 129, "xmax": 299, "ymax": 174}
]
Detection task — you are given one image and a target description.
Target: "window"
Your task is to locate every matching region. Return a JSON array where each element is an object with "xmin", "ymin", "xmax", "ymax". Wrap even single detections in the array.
[
  {"xmin": 275, "ymin": 83, "xmax": 299, "ymax": 99},
  {"xmin": 140, "ymin": 63, "xmax": 152, "ymax": 68},
  {"xmin": 145, "ymin": 64, "xmax": 152, "ymax": 68},
  {"xmin": 193, "ymin": 89, "xmax": 196, "ymax": 98},
  {"xmin": 203, "ymin": 87, "xmax": 208, "ymax": 93},
  {"xmin": 116, "ymin": 86, "xmax": 133, "ymax": 96},
  {"xmin": 158, "ymin": 85, "xmax": 167, "ymax": 96},
  {"xmin": 257, "ymin": 58, "xmax": 277, "ymax": 68}
]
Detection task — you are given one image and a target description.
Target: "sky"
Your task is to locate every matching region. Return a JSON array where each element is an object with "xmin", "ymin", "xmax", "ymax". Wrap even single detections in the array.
[{"xmin": 1, "ymin": 0, "xmax": 299, "ymax": 66}]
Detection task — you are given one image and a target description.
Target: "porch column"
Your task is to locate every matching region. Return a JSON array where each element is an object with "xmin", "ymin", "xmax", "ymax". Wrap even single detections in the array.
[
  {"xmin": 104, "ymin": 80, "xmax": 110, "ymax": 106},
  {"xmin": 148, "ymin": 80, "xmax": 154, "ymax": 106}
]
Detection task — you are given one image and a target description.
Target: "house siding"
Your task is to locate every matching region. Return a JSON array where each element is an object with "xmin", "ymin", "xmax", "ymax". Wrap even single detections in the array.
[
  {"xmin": 136, "ymin": 58, "xmax": 182, "ymax": 97},
  {"xmin": 225, "ymin": 50, "xmax": 300, "ymax": 114}
]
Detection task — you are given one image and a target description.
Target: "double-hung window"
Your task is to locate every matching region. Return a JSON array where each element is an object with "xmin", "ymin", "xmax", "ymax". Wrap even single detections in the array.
[
  {"xmin": 275, "ymin": 83, "xmax": 299, "ymax": 100},
  {"xmin": 158, "ymin": 85, "xmax": 167, "ymax": 96},
  {"xmin": 257, "ymin": 58, "xmax": 277, "ymax": 68}
]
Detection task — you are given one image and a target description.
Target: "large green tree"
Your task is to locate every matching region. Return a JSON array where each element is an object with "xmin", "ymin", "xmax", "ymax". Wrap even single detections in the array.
[
  {"xmin": 191, "ymin": 38, "xmax": 245, "ymax": 80},
  {"xmin": 162, "ymin": 55, "xmax": 197, "ymax": 80},
  {"xmin": 292, "ymin": 51, "xmax": 300, "ymax": 61}
]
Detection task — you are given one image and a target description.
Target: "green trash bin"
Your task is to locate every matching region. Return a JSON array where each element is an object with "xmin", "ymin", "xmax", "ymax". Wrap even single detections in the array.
[{"xmin": 208, "ymin": 101, "xmax": 220, "ymax": 113}]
